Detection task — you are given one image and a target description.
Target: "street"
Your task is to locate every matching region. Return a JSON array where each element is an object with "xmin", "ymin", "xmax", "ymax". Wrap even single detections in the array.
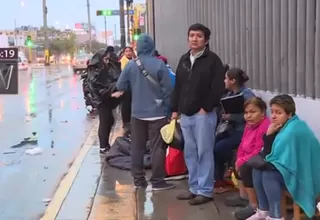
[
  {"xmin": 0, "ymin": 65, "xmax": 240, "ymax": 220},
  {"xmin": 0, "ymin": 65, "xmax": 95, "ymax": 219}
]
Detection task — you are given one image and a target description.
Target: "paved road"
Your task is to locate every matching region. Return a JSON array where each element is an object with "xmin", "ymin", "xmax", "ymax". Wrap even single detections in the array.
[{"xmin": 0, "ymin": 65, "xmax": 95, "ymax": 219}]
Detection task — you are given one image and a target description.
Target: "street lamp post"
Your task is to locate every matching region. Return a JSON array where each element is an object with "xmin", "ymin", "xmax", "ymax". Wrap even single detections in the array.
[
  {"xmin": 42, "ymin": 0, "xmax": 50, "ymax": 66},
  {"xmin": 119, "ymin": 0, "xmax": 126, "ymax": 48},
  {"xmin": 87, "ymin": 0, "xmax": 92, "ymax": 52},
  {"xmin": 104, "ymin": 16, "xmax": 107, "ymax": 44},
  {"xmin": 126, "ymin": 1, "xmax": 131, "ymax": 44}
]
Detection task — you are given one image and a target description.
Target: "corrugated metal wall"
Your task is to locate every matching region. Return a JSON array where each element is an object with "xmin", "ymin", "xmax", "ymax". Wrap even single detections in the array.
[{"xmin": 152, "ymin": 0, "xmax": 320, "ymax": 99}]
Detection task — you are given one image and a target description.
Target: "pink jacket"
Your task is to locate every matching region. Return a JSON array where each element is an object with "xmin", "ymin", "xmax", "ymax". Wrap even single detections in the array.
[{"xmin": 235, "ymin": 117, "xmax": 270, "ymax": 168}]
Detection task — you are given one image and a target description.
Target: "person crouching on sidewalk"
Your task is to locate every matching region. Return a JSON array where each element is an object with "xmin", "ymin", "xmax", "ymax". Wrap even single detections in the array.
[
  {"xmin": 171, "ymin": 23, "xmax": 225, "ymax": 205},
  {"xmin": 112, "ymin": 34, "xmax": 174, "ymax": 191}
]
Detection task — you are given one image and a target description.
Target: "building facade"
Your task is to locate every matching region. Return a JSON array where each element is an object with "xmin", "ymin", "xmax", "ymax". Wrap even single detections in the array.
[
  {"xmin": 146, "ymin": 0, "xmax": 320, "ymax": 137},
  {"xmin": 0, "ymin": 30, "xmax": 28, "ymax": 47}
]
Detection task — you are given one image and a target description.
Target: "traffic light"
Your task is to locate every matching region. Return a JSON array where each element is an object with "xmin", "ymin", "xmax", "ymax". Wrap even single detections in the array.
[
  {"xmin": 26, "ymin": 35, "xmax": 33, "ymax": 47},
  {"xmin": 133, "ymin": 28, "xmax": 142, "ymax": 41},
  {"xmin": 96, "ymin": 10, "xmax": 112, "ymax": 16}
]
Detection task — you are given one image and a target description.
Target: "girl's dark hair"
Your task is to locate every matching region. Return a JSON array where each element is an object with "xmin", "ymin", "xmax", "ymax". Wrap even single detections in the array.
[
  {"xmin": 188, "ymin": 23, "xmax": 211, "ymax": 41},
  {"xmin": 226, "ymin": 68, "xmax": 249, "ymax": 86},
  {"xmin": 244, "ymin": 97, "xmax": 267, "ymax": 112},
  {"xmin": 269, "ymin": 94, "xmax": 296, "ymax": 115}
]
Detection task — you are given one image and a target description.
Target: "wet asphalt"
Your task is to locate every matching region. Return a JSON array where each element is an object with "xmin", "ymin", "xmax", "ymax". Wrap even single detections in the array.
[{"xmin": 0, "ymin": 65, "xmax": 95, "ymax": 219}]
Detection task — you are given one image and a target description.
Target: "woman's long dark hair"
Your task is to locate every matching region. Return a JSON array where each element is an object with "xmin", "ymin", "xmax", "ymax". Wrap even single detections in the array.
[{"xmin": 226, "ymin": 68, "xmax": 249, "ymax": 87}]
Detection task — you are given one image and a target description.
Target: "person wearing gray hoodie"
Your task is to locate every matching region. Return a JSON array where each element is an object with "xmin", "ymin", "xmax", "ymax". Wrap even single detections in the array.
[{"xmin": 114, "ymin": 34, "xmax": 174, "ymax": 191}]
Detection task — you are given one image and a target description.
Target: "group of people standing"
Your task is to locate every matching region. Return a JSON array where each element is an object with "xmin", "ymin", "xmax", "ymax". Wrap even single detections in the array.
[{"xmin": 84, "ymin": 23, "xmax": 320, "ymax": 220}]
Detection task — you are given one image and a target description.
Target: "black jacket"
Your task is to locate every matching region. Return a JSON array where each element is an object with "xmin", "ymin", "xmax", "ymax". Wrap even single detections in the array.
[
  {"xmin": 170, "ymin": 48, "xmax": 225, "ymax": 116},
  {"xmin": 259, "ymin": 133, "xmax": 278, "ymax": 170},
  {"xmin": 86, "ymin": 48, "xmax": 121, "ymax": 108}
]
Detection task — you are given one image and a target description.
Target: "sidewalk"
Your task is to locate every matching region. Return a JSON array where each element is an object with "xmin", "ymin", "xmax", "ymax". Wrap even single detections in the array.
[{"xmin": 41, "ymin": 120, "xmax": 237, "ymax": 220}]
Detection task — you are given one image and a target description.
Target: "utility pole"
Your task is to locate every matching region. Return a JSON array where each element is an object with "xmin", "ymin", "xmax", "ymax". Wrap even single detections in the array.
[
  {"xmin": 86, "ymin": 0, "xmax": 92, "ymax": 53},
  {"xmin": 126, "ymin": 1, "xmax": 131, "ymax": 44},
  {"xmin": 14, "ymin": 19, "xmax": 17, "ymax": 46},
  {"xmin": 42, "ymin": 0, "xmax": 50, "ymax": 66},
  {"xmin": 119, "ymin": 0, "xmax": 126, "ymax": 48},
  {"xmin": 104, "ymin": 16, "xmax": 107, "ymax": 45},
  {"xmin": 114, "ymin": 24, "xmax": 117, "ymax": 42}
]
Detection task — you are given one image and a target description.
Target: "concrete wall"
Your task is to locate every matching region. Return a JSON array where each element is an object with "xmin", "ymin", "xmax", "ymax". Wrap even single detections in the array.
[{"xmin": 147, "ymin": 0, "xmax": 320, "ymax": 137}]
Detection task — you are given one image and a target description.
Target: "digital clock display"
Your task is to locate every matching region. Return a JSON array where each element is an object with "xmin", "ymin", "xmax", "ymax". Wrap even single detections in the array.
[
  {"xmin": 0, "ymin": 59, "xmax": 18, "ymax": 95},
  {"xmin": 0, "ymin": 47, "xmax": 18, "ymax": 60}
]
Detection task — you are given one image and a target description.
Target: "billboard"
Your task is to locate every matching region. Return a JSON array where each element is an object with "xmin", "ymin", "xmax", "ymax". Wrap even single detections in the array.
[{"xmin": 100, "ymin": 31, "xmax": 113, "ymax": 38}]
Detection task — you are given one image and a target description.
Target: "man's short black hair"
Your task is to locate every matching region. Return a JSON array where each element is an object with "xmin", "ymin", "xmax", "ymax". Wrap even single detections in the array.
[{"xmin": 188, "ymin": 23, "xmax": 211, "ymax": 41}]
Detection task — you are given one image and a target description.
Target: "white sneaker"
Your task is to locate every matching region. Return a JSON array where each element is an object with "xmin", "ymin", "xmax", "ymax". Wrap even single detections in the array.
[
  {"xmin": 246, "ymin": 209, "xmax": 268, "ymax": 220},
  {"xmin": 86, "ymin": 105, "xmax": 93, "ymax": 112},
  {"xmin": 266, "ymin": 217, "xmax": 284, "ymax": 220}
]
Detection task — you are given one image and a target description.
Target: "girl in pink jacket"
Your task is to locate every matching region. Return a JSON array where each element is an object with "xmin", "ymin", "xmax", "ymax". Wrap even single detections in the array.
[{"xmin": 225, "ymin": 97, "xmax": 270, "ymax": 220}]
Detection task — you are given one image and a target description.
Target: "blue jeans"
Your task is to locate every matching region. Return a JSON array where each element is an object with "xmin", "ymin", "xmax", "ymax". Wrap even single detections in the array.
[
  {"xmin": 252, "ymin": 168, "xmax": 285, "ymax": 218},
  {"xmin": 180, "ymin": 111, "xmax": 217, "ymax": 198}
]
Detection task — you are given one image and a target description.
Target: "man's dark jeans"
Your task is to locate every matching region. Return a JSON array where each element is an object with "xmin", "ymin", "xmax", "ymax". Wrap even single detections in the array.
[
  {"xmin": 131, "ymin": 117, "xmax": 167, "ymax": 186},
  {"xmin": 121, "ymin": 91, "xmax": 132, "ymax": 135}
]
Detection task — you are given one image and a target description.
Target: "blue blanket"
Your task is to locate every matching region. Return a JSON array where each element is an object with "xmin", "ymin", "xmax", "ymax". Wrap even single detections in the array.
[{"xmin": 266, "ymin": 115, "xmax": 320, "ymax": 217}]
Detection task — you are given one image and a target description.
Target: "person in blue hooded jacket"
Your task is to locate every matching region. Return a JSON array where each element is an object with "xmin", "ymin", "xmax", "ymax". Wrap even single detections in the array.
[{"xmin": 112, "ymin": 34, "xmax": 174, "ymax": 191}]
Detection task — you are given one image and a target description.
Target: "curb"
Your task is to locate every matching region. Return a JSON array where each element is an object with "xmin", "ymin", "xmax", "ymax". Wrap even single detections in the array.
[{"xmin": 40, "ymin": 119, "xmax": 98, "ymax": 220}]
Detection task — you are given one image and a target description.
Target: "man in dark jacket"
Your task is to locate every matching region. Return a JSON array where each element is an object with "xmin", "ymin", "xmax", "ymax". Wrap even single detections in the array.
[
  {"xmin": 113, "ymin": 34, "xmax": 174, "ymax": 191},
  {"xmin": 171, "ymin": 23, "xmax": 225, "ymax": 205}
]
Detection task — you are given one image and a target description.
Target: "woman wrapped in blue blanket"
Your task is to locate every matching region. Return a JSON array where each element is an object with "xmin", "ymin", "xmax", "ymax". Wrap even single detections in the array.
[{"xmin": 247, "ymin": 94, "xmax": 320, "ymax": 220}]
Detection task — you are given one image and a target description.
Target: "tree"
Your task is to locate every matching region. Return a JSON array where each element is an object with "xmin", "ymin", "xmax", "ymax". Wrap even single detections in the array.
[
  {"xmin": 90, "ymin": 41, "xmax": 106, "ymax": 53},
  {"xmin": 49, "ymin": 34, "xmax": 76, "ymax": 56}
]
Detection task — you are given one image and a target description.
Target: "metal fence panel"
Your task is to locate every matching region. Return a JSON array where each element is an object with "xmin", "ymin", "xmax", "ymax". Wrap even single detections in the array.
[
  {"xmin": 316, "ymin": 1, "xmax": 320, "ymax": 99},
  {"xmin": 151, "ymin": 0, "xmax": 320, "ymax": 98}
]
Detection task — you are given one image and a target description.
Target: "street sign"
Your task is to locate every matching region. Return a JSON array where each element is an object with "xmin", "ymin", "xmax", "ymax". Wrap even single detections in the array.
[
  {"xmin": 96, "ymin": 10, "xmax": 134, "ymax": 16},
  {"xmin": 0, "ymin": 47, "xmax": 18, "ymax": 94}
]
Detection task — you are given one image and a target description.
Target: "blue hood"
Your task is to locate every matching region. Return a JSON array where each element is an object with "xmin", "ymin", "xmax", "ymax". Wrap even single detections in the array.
[{"xmin": 136, "ymin": 34, "xmax": 155, "ymax": 56}]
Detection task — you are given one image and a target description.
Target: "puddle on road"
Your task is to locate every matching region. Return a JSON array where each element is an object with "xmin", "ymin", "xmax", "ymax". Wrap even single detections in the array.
[
  {"xmin": 0, "ymin": 159, "xmax": 22, "ymax": 168},
  {"xmin": 144, "ymin": 190, "xmax": 154, "ymax": 217}
]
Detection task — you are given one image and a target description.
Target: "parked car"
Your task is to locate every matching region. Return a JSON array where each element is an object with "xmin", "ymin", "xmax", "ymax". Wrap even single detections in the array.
[
  {"xmin": 72, "ymin": 54, "xmax": 92, "ymax": 73},
  {"xmin": 18, "ymin": 55, "xmax": 29, "ymax": 71}
]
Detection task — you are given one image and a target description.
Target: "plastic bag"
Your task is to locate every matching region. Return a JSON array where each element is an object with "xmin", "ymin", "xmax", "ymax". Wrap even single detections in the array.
[
  {"xmin": 170, "ymin": 121, "xmax": 184, "ymax": 151},
  {"xmin": 160, "ymin": 119, "xmax": 184, "ymax": 151},
  {"xmin": 160, "ymin": 120, "xmax": 176, "ymax": 144},
  {"xmin": 165, "ymin": 147, "xmax": 187, "ymax": 177},
  {"xmin": 231, "ymin": 172, "xmax": 238, "ymax": 188}
]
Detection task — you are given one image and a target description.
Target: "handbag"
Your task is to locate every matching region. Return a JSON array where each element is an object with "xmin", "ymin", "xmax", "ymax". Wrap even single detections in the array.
[
  {"xmin": 246, "ymin": 154, "xmax": 268, "ymax": 169},
  {"xmin": 216, "ymin": 120, "xmax": 230, "ymax": 137},
  {"xmin": 215, "ymin": 104, "xmax": 232, "ymax": 138}
]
